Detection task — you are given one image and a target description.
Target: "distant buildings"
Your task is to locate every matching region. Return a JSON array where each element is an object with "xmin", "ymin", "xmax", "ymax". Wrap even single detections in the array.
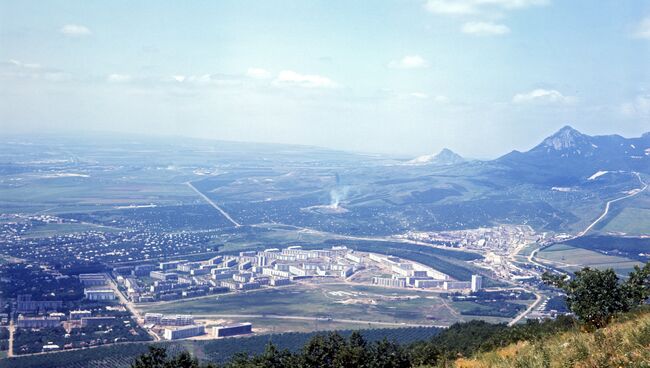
[
  {"xmin": 269, "ymin": 277, "xmax": 291, "ymax": 286},
  {"xmin": 213, "ymin": 323, "xmax": 252, "ymax": 338},
  {"xmin": 69, "ymin": 310, "xmax": 92, "ymax": 320},
  {"xmin": 145, "ymin": 313, "xmax": 194, "ymax": 326},
  {"xmin": 443, "ymin": 281, "xmax": 472, "ymax": 290},
  {"xmin": 159, "ymin": 260, "xmax": 184, "ymax": 271},
  {"xmin": 471, "ymin": 275, "xmax": 483, "ymax": 292},
  {"xmin": 413, "ymin": 279, "xmax": 445, "ymax": 288},
  {"xmin": 144, "ymin": 313, "xmax": 164, "ymax": 325},
  {"xmin": 78, "ymin": 273, "xmax": 107, "ymax": 287},
  {"xmin": 17, "ymin": 315, "xmax": 61, "ymax": 328},
  {"xmin": 163, "ymin": 324, "xmax": 205, "ymax": 340},
  {"xmin": 150, "ymin": 271, "xmax": 179, "ymax": 281},
  {"xmin": 133, "ymin": 264, "xmax": 156, "ymax": 276},
  {"xmin": 372, "ymin": 277, "xmax": 407, "ymax": 288},
  {"xmin": 16, "ymin": 295, "xmax": 63, "ymax": 313},
  {"xmin": 84, "ymin": 288, "xmax": 116, "ymax": 301},
  {"xmin": 81, "ymin": 316, "xmax": 116, "ymax": 327}
]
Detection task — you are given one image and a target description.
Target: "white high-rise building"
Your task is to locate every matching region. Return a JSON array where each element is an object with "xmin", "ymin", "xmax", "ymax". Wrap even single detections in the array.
[{"xmin": 471, "ymin": 274, "xmax": 483, "ymax": 292}]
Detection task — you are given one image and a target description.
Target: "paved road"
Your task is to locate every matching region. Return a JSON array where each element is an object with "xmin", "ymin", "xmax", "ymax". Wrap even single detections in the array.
[
  {"xmin": 105, "ymin": 273, "xmax": 160, "ymax": 341},
  {"xmin": 7, "ymin": 319, "xmax": 15, "ymax": 357},
  {"xmin": 251, "ymin": 222, "xmax": 473, "ymax": 254},
  {"xmin": 528, "ymin": 172, "xmax": 648, "ymax": 273},
  {"xmin": 579, "ymin": 172, "xmax": 648, "ymax": 237},
  {"xmin": 185, "ymin": 181, "xmax": 241, "ymax": 227},
  {"xmin": 508, "ymin": 290, "xmax": 543, "ymax": 326},
  {"xmin": 193, "ymin": 313, "xmax": 447, "ymax": 329}
]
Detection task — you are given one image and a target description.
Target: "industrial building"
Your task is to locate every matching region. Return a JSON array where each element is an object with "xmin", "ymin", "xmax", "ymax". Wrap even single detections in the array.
[{"xmin": 213, "ymin": 323, "xmax": 252, "ymax": 338}]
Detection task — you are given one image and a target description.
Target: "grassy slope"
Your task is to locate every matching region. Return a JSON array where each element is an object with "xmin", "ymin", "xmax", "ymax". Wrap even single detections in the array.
[{"xmin": 455, "ymin": 310, "xmax": 650, "ymax": 367}]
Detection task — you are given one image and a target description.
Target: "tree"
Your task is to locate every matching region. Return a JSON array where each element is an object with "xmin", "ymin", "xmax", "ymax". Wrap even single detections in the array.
[
  {"xmin": 130, "ymin": 346, "xmax": 215, "ymax": 368},
  {"xmin": 543, "ymin": 262, "xmax": 650, "ymax": 329},
  {"xmin": 131, "ymin": 346, "xmax": 169, "ymax": 368},
  {"xmin": 334, "ymin": 331, "xmax": 369, "ymax": 368},
  {"xmin": 301, "ymin": 332, "xmax": 346, "ymax": 368},
  {"xmin": 368, "ymin": 338, "xmax": 410, "ymax": 368},
  {"xmin": 623, "ymin": 262, "xmax": 650, "ymax": 306},
  {"xmin": 408, "ymin": 340, "xmax": 441, "ymax": 367}
]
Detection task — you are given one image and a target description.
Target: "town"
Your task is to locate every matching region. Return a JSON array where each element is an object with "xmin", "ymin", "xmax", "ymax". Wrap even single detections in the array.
[{"xmin": 5, "ymin": 245, "xmax": 487, "ymax": 350}]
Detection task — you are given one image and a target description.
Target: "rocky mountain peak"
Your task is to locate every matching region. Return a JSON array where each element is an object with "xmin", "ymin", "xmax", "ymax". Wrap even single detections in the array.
[{"xmin": 541, "ymin": 125, "xmax": 587, "ymax": 151}]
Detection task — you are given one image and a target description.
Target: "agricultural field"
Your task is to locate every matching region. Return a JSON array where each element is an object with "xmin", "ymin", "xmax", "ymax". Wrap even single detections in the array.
[
  {"xmin": 537, "ymin": 243, "xmax": 643, "ymax": 276},
  {"xmin": 138, "ymin": 282, "xmax": 460, "ymax": 328},
  {"xmin": 2, "ymin": 327, "xmax": 442, "ymax": 368},
  {"xmin": 600, "ymin": 207, "xmax": 650, "ymax": 235}
]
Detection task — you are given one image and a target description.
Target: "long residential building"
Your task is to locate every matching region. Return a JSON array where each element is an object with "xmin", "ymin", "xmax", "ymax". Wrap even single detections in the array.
[
  {"xmin": 84, "ymin": 288, "xmax": 116, "ymax": 301},
  {"xmin": 160, "ymin": 314, "xmax": 195, "ymax": 326},
  {"xmin": 17, "ymin": 315, "xmax": 61, "ymax": 328},
  {"xmin": 78, "ymin": 273, "xmax": 107, "ymax": 286},
  {"xmin": 372, "ymin": 277, "xmax": 406, "ymax": 288},
  {"xmin": 16, "ymin": 295, "xmax": 63, "ymax": 313},
  {"xmin": 163, "ymin": 325, "xmax": 205, "ymax": 340},
  {"xmin": 213, "ymin": 323, "xmax": 252, "ymax": 338}
]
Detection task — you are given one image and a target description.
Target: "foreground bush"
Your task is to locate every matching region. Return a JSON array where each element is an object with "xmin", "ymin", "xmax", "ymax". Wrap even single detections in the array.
[{"xmin": 456, "ymin": 308, "xmax": 650, "ymax": 367}]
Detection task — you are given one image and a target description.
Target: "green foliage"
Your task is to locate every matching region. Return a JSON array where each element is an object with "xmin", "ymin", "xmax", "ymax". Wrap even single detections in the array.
[
  {"xmin": 131, "ymin": 346, "xmax": 216, "ymax": 368},
  {"xmin": 0, "ymin": 263, "xmax": 83, "ymax": 301},
  {"xmin": 543, "ymin": 261, "xmax": 650, "ymax": 328},
  {"xmin": 124, "ymin": 317, "xmax": 577, "ymax": 368},
  {"xmin": 3, "ymin": 327, "xmax": 441, "ymax": 368}
]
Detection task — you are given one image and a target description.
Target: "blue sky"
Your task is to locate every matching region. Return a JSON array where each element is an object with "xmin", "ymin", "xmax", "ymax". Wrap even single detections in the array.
[{"xmin": 1, "ymin": 0, "xmax": 649, "ymax": 158}]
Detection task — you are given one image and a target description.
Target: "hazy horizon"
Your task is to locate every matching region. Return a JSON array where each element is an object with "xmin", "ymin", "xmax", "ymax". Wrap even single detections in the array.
[{"xmin": 1, "ymin": 0, "xmax": 649, "ymax": 157}]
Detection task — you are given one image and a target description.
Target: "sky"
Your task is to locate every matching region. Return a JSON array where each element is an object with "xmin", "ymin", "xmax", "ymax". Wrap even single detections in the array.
[{"xmin": 0, "ymin": 0, "xmax": 649, "ymax": 158}]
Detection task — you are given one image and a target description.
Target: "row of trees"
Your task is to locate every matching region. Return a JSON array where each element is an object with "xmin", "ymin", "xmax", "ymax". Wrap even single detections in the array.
[{"xmin": 131, "ymin": 316, "xmax": 578, "ymax": 368}]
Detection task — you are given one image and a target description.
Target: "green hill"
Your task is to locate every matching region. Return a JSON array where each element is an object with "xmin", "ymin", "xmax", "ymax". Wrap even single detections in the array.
[{"xmin": 455, "ymin": 309, "xmax": 650, "ymax": 368}]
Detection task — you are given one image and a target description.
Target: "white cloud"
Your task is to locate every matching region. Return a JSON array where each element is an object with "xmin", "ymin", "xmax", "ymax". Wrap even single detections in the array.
[
  {"xmin": 388, "ymin": 55, "xmax": 429, "ymax": 69},
  {"xmin": 246, "ymin": 67, "xmax": 272, "ymax": 79},
  {"xmin": 425, "ymin": 0, "xmax": 548, "ymax": 16},
  {"xmin": 410, "ymin": 92, "xmax": 429, "ymax": 99},
  {"xmin": 2, "ymin": 59, "xmax": 70, "ymax": 82},
  {"xmin": 621, "ymin": 94, "xmax": 650, "ymax": 116},
  {"xmin": 8, "ymin": 59, "xmax": 41, "ymax": 69},
  {"xmin": 433, "ymin": 95, "xmax": 450, "ymax": 103},
  {"xmin": 42, "ymin": 72, "xmax": 70, "ymax": 82},
  {"xmin": 512, "ymin": 89, "xmax": 575, "ymax": 104},
  {"xmin": 165, "ymin": 74, "xmax": 241, "ymax": 87},
  {"xmin": 273, "ymin": 70, "xmax": 338, "ymax": 88},
  {"xmin": 633, "ymin": 17, "xmax": 650, "ymax": 39},
  {"xmin": 107, "ymin": 74, "xmax": 132, "ymax": 83},
  {"xmin": 171, "ymin": 75, "xmax": 187, "ymax": 83},
  {"xmin": 461, "ymin": 21, "xmax": 510, "ymax": 36},
  {"xmin": 425, "ymin": 0, "xmax": 478, "ymax": 15},
  {"xmin": 60, "ymin": 24, "xmax": 92, "ymax": 36}
]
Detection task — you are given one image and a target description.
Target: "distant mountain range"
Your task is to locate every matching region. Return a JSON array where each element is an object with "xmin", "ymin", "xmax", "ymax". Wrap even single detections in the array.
[
  {"xmin": 407, "ymin": 148, "xmax": 466, "ymax": 166},
  {"xmin": 496, "ymin": 126, "xmax": 650, "ymax": 185}
]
